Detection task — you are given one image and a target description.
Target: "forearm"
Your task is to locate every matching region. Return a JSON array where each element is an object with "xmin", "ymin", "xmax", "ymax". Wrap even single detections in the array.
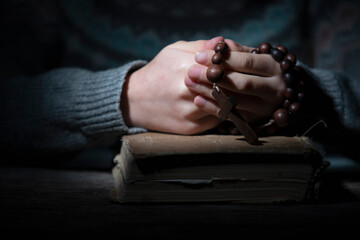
[{"xmin": 0, "ymin": 60, "xmax": 147, "ymax": 154}]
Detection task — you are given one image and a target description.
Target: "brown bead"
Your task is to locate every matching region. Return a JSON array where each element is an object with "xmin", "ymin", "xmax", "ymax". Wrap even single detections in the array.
[
  {"xmin": 212, "ymin": 53, "xmax": 222, "ymax": 64},
  {"xmin": 215, "ymin": 42, "xmax": 227, "ymax": 53},
  {"xmin": 251, "ymin": 49, "xmax": 260, "ymax": 54},
  {"xmin": 273, "ymin": 108, "xmax": 289, "ymax": 127},
  {"xmin": 285, "ymin": 87, "xmax": 295, "ymax": 100},
  {"xmin": 285, "ymin": 53, "xmax": 297, "ymax": 65},
  {"xmin": 289, "ymin": 102, "xmax": 300, "ymax": 113},
  {"xmin": 280, "ymin": 59, "xmax": 292, "ymax": 73},
  {"xmin": 276, "ymin": 45, "xmax": 288, "ymax": 55},
  {"xmin": 258, "ymin": 42, "xmax": 272, "ymax": 54},
  {"xmin": 297, "ymin": 92, "xmax": 305, "ymax": 102},
  {"xmin": 270, "ymin": 48, "xmax": 285, "ymax": 62},
  {"xmin": 283, "ymin": 99, "xmax": 291, "ymax": 109},
  {"xmin": 206, "ymin": 64, "xmax": 224, "ymax": 83},
  {"xmin": 284, "ymin": 72, "xmax": 294, "ymax": 87}
]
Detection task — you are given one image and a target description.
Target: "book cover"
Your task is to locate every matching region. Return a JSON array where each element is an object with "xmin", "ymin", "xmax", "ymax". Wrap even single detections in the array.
[{"xmin": 111, "ymin": 132, "xmax": 328, "ymax": 203}]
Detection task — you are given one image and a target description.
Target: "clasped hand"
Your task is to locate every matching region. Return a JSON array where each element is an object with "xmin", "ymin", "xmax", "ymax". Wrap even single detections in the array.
[{"xmin": 122, "ymin": 37, "xmax": 285, "ymax": 135}]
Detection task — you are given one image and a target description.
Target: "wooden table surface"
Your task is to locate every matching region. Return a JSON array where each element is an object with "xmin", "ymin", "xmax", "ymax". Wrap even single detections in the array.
[{"xmin": 1, "ymin": 153, "xmax": 360, "ymax": 236}]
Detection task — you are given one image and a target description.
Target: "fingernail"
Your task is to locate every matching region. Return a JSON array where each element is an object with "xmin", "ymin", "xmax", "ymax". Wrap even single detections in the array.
[
  {"xmin": 188, "ymin": 65, "xmax": 201, "ymax": 79},
  {"xmin": 194, "ymin": 95, "xmax": 207, "ymax": 108},
  {"xmin": 184, "ymin": 76, "xmax": 198, "ymax": 88},
  {"xmin": 195, "ymin": 51, "xmax": 208, "ymax": 64}
]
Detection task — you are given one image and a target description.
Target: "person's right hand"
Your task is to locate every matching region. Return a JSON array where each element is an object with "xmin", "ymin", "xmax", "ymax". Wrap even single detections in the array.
[
  {"xmin": 121, "ymin": 37, "xmax": 226, "ymax": 135},
  {"xmin": 185, "ymin": 39, "xmax": 286, "ymax": 124}
]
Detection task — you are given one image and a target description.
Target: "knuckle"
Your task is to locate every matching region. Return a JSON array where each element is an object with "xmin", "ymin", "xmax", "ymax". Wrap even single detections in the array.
[{"xmin": 239, "ymin": 54, "xmax": 254, "ymax": 70}]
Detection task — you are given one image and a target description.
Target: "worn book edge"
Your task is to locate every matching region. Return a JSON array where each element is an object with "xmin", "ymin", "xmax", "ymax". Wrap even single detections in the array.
[{"xmin": 110, "ymin": 133, "xmax": 329, "ymax": 204}]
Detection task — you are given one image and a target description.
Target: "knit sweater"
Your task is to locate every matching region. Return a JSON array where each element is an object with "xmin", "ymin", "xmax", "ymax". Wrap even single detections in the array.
[
  {"xmin": 0, "ymin": 0, "xmax": 359, "ymax": 156},
  {"xmin": 0, "ymin": 61, "xmax": 146, "ymax": 154}
]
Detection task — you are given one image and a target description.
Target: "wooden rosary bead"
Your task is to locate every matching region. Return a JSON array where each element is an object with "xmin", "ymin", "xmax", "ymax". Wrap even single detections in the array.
[
  {"xmin": 273, "ymin": 108, "xmax": 289, "ymax": 127},
  {"xmin": 284, "ymin": 87, "xmax": 295, "ymax": 100},
  {"xmin": 289, "ymin": 102, "xmax": 300, "ymax": 113},
  {"xmin": 285, "ymin": 53, "xmax": 297, "ymax": 65},
  {"xmin": 284, "ymin": 72, "xmax": 294, "ymax": 87},
  {"xmin": 212, "ymin": 52, "xmax": 222, "ymax": 64},
  {"xmin": 297, "ymin": 92, "xmax": 305, "ymax": 102},
  {"xmin": 255, "ymin": 42, "xmax": 304, "ymax": 132},
  {"xmin": 206, "ymin": 64, "xmax": 224, "ymax": 83},
  {"xmin": 258, "ymin": 42, "xmax": 272, "ymax": 54},
  {"xmin": 251, "ymin": 49, "xmax": 260, "ymax": 54},
  {"xmin": 270, "ymin": 47, "xmax": 285, "ymax": 62},
  {"xmin": 283, "ymin": 99, "xmax": 291, "ymax": 109},
  {"xmin": 215, "ymin": 42, "xmax": 227, "ymax": 53},
  {"xmin": 280, "ymin": 59, "xmax": 292, "ymax": 73},
  {"xmin": 276, "ymin": 45, "xmax": 288, "ymax": 55},
  {"xmin": 208, "ymin": 40, "xmax": 260, "ymax": 144}
]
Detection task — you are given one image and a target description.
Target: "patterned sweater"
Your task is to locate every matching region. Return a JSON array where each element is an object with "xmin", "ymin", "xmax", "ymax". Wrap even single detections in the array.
[{"xmin": 0, "ymin": 0, "xmax": 359, "ymax": 157}]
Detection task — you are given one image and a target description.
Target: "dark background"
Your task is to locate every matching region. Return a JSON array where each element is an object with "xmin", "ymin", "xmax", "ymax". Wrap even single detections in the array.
[{"xmin": 1, "ymin": 0, "xmax": 360, "ymax": 235}]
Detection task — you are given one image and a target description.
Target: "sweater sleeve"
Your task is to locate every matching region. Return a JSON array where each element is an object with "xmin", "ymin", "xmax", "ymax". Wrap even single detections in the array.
[
  {"xmin": 0, "ymin": 60, "xmax": 147, "ymax": 154},
  {"xmin": 299, "ymin": 62, "xmax": 360, "ymax": 133}
]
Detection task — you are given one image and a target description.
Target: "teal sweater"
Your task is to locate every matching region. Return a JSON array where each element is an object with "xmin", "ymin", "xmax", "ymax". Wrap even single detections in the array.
[{"xmin": 0, "ymin": 0, "xmax": 359, "ymax": 156}]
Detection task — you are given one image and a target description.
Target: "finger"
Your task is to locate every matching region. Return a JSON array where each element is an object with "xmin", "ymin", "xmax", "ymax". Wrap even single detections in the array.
[
  {"xmin": 194, "ymin": 94, "xmax": 264, "ymax": 124},
  {"xmin": 195, "ymin": 38, "xmax": 255, "ymax": 65},
  {"xmin": 184, "ymin": 76, "xmax": 213, "ymax": 100},
  {"xmin": 221, "ymin": 71, "xmax": 278, "ymax": 97},
  {"xmin": 194, "ymin": 43, "xmax": 253, "ymax": 66},
  {"xmin": 223, "ymin": 51, "xmax": 280, "ymax": 77},
  {"xmin": 194, "ymin": 95, "xmax": 220, "ymax": 117},
  {"xmin": 188, "ymin": 64, "xmax": 211, "ymax": 83},
  {"xmin": 193, "ymin": 114, "xmax": 222, "ymax": 133},
  {"xmin": 224, "ymin": 39, "xmax": 254, "ymax": 52},
  {"xmin": 190, "ymin": 85, "xmax": 273, "ymax": 118},
  {"xmin": 194, "ymin": 51, "xmax": 213, "ymax": 65},
  {"xmin": 186, "ymin": 74, "xmax": 271, "ymax": 114},
  {"xmin": 188, "ymin": 64, "xmax": 279, "ymax": 98},
  {"xmin": 225, "ymin": 91, "xmax": 272, "ymax": 115}
]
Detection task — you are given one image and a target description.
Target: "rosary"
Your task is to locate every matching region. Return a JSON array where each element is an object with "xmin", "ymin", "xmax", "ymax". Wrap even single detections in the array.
[{"xmin": 206, "ymin": 41, "xmax": 304, "ymax": 145}]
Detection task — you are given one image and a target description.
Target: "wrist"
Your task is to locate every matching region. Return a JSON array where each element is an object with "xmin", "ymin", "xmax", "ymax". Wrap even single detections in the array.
[
  {"xmin": 120, "ymin": 72, "xmax": 132, "ymax": 127},
  {"xmin": 120, "ymin": 67, "xmax": 144, "ymax": 128}
]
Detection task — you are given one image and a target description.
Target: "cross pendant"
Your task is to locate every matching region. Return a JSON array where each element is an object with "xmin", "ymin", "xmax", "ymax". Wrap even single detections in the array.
[{"xmin": 212, "ymin": 86, "xmax": 258, "ymax": 145}]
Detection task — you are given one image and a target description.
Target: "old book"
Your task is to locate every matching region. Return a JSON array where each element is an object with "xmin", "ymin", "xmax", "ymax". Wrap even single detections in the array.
[{"xmin": 111, "ymin": 132, "xmax": 329, "ymax": 204}]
